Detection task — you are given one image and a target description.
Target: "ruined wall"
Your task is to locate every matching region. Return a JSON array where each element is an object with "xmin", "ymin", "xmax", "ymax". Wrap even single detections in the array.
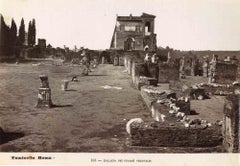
[
  {"xmin": 131, "ymin": 61, "xmax": 146, "ymax": 87},
  {"xmin": 116, "ymin": 28, "xmax": 144, "ymax": 50},
  {"xmin": 129, "ymin": 122, "xmax": 222, "ymax": 147},
  {"xmin": 215, "ymin": 63, "xmax": 238, "ymax": 84},
  {"xmin": 223, "ymin": 94, "xmax": 239, "ymax": 152},
  {"xmin": 158, "ymin": 63, "xmax": 179, "ymax": 83},
  {"xmin": 147, "ymin": 64, "xmax": 159, "ymax": 81}
]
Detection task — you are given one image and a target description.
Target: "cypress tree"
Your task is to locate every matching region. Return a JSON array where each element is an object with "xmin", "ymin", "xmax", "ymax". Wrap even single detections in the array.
[
  {"xmin": 10, "ymin": 19, "xmax": 17, "ymax": 46},
  {"xmin": 27, "ymin": 20, "xmax": 32, "ymax": 46},
  {"xmin": 18, "ymin": 18, "xmax": 25, "ymax": 46},
  {"xmin": 32, "ymin": 19, "xmax": 36, "ymax": 46},
  {"xmin": 0, "ymin": 14, "xmax": 6, "ymax": 47},
  {"xmin": 0, "ymin": 14, "xmax": 11, "ymax": 55}
]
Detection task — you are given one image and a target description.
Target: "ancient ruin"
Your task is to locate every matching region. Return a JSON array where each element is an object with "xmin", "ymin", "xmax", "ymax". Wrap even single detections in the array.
[
  {"xmin": 110, "ymin": 13, "xmax": 157, "ymax": 51},
  {"xmin": 1, "ymin": 9, "xmax": 239, "ymax": 155},
  {"xmin": 36, "ymin": 74, "xmax": 53, "ymax": 108}
]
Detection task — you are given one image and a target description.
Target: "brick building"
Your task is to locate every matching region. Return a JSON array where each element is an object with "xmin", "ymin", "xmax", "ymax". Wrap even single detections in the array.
[
  {"xmin": 38, "ymin": 38, "xmax": 46, "ymax": 49},
  {"xmin": 110, "ymin": 13, "xmax": 157, "ymax": 51}
]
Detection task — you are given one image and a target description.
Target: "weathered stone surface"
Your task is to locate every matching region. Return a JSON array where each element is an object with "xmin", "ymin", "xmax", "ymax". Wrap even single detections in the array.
[
  {"xmin": 36, "ymin": 88, "xmax": 53, "ymax": 108},
  {"xmin": 36, "ymin": 75, "xmax": 53, "ymax": 108},
  {"xmin": 129, "ymin": 121, "xmax": 222, "ymax": 147},
  {"xmin": 119, "ymin": 55, "xmax": 124, "ymax": 66},
  {"xmin": 131, "ymin": 62, "xmax": 146, "ymax": 88},
  {"xmin": 140, "ymin": 85, "xmax": 176, "ymax": 110},
  {"xmin": 184, "ymin": 87, "xmax": 208, "ymax": 100},
  {"xmin": 202, "ymin": 84, "xmax": 235, "ymax": 96},
  {"xmin": 110, "ymin": 13, "xmax": 157, "ymax": 51},
  {"xmin": 137, "ymin": 77, "xmax": 158, "ymax": 90},
  {"xmin": 158, "ymin": 63, "xmax": 179, "ymax": 83},
  {"xmin": 113, "ymin": 55, "xmax": 119, "ymax": 66},
  {"xmin": 215, "ymin": 63, "xmax": 238, "ymax": 84},
  {"xmin": 147, "ymin": 64, "xmax": 159, "ymax": 81},
  {"xmin": 222, "ymin": 94, "xmax": 239, "ymax": 152},
  {"xmin": 169, "ymin": 80, "xmax": 188, "ymax": 96}
]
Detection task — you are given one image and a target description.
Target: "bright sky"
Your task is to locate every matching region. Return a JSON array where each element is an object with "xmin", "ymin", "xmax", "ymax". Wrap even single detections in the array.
[{"xmin": 1, "ymin": 0, "xmax": 240, "ymax": 50}]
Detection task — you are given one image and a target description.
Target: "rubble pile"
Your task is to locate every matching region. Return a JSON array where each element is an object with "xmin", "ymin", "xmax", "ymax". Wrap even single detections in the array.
[
  {"xmin": 192, "ymin": 82, "xmax": 240, "ymax": 96},
  {"xmin": 122, "ymin": 53, "xmax": 238, "ymax": 150},
  {"xmin": 137, "ymin": 76, "xmax": 158, "ymax": 90}
]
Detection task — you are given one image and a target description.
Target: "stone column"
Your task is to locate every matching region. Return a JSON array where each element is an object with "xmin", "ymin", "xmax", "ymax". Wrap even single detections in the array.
[
  {"xmin": 179, "ymin": 56, "xmax": 186, "ymax": 79},
  {"xmin": 208, "ymin": 54, "xmax": 217, "ymax": 83},
  {"xmin": 202, "ymin": 57, "xmax": 209, "ymax": 77},
  {"xmin": 101, "ymin": 56, "xmax": 105, "ymax": 64},
  {"xmin": 191, "ymin": 58, "xmax": 196, "ymax": 76},
  {"xmin": 36, "ymin": 75, "xmax": 53, "ymax": 108}
]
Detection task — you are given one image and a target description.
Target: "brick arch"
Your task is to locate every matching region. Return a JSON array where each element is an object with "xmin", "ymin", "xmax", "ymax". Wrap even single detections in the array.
[{"xmin": 124, "ymin": 37, "xmax": 135, "ymax": 51}]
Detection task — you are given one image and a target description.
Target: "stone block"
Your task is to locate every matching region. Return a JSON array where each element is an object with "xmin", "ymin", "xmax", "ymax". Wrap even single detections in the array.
[
  {"xmin": 129, "ymin": 121, "xmax": 222, "ymax": 147},
  {"xmin": 148, "ymin": 64, "xmax": 159, "ymax": 81},
  {"xmin": 222, "ymin": 94, "xmax": 239, "ymax": 152},
  {"xmin": 113, "ymin": 55, "xmax": 119, "ymax": 66},
  {"xmin": 36, "ymin": 88, "xmax": 53, "ymax": 108},
  {"xmin": 119, "ymin": 55, "xmax": 124, "ymax": 66}
]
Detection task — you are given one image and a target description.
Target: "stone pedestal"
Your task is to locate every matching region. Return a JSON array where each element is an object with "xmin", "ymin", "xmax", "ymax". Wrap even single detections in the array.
[
  {"xmin": 37, "ymin": 88, "xmax": 53, "ymax": 108},
  {"xmin": 223, "ymin": 94, "xmax": 239, "ymax": 152},
  {"xmin": 81, "ymin": 65, "xmax": 89, "ymax": 76},
  {"xmin": 36, "ymin": 75, "xmax": 53, "ymax": 108}
]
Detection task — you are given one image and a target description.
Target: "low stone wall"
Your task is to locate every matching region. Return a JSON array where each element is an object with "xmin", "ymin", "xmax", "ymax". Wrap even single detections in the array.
[
  {"xmin": 129, "ymin": 121, "xmax": 222, "ymax": 147},
  {"xmin": 222, "ymin": 94, "xmax": 239, "ymax": 152},
  {"xmin": 169, "ymin": 79, "xmax": 237, "ymax": 97},
  {"xmin": 141, "ymin": 86, "xmax": 190, "ymax": 115},
  {"xmin": 140, "ymin": 85, "xmax": 174, "ymax": 109},
  {"xmin": 203, "ymin": 85, "xmax": 235, "ymax": 96}
]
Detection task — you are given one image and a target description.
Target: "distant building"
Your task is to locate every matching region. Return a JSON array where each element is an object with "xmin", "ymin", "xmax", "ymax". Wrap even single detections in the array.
[
  {"xmin": 38, "ymin": 39, "xmax": 46, "ymax": 49},
  {"xmin": 47, "ymin": 44, "xmax": 52, "ymax": 49},
  {"xmin": 110, "ymin": 13, "xmax": 157, "ymax": 51}
]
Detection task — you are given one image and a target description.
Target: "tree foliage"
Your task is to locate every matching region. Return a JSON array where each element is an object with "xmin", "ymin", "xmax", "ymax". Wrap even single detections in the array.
[
  {"xmin": 18, "ymin": 18, "xmax": 25, "ymax": 46},
  {"xmin": 27, "ymin": 19, "xmax": 36, "ymax": 46},
  {"xmin": 10, "ymin": 19, "xmax": 17, "ymax": 46},
  {"xmin": 0, "ymin": 14, "xmax": 37, "ymax": 57}
]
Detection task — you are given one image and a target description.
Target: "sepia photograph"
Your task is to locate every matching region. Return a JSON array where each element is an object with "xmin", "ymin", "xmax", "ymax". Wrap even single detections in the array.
[{"xmin": 0, "ymin": 0, "xmax": 240, "ymax": 165}]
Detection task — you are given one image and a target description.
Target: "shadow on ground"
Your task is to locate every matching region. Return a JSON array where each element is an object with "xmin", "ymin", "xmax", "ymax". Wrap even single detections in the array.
[
  {"xmin": 0, "ymin": 131, "xmax": 24, "ymax": 145},
  {"xmin": 51, "ymin": 104, "xmax": 73, "ymax": 108}
]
